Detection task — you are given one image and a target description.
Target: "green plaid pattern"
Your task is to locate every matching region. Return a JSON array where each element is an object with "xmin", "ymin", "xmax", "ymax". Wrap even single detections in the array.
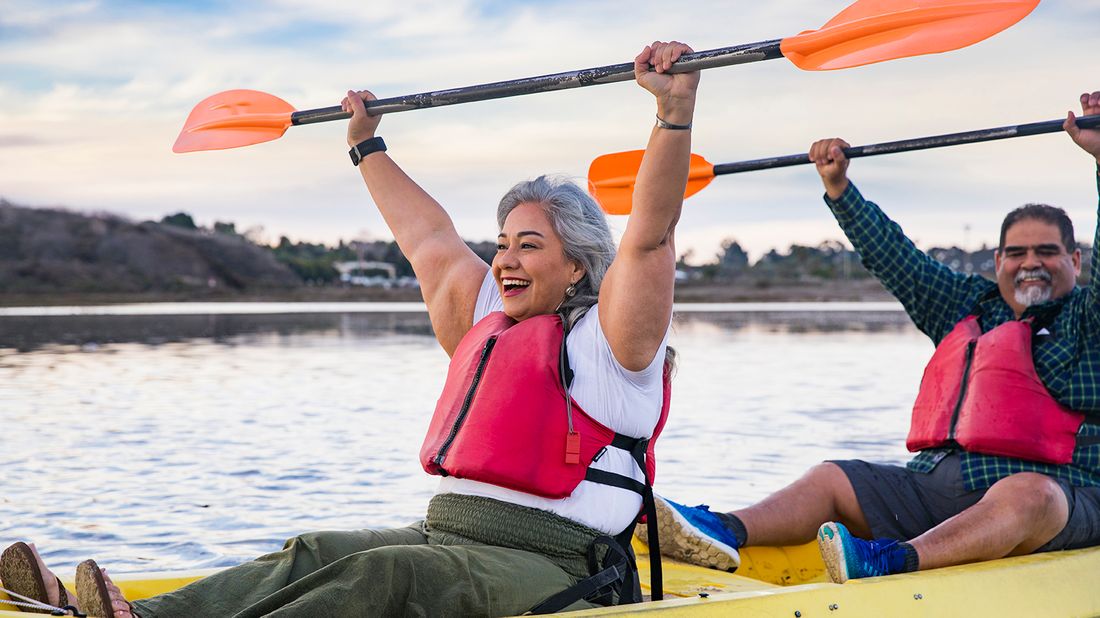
[{"xmin": 824, "ymin": 168, "xmax": 1100, "ymax": 490}]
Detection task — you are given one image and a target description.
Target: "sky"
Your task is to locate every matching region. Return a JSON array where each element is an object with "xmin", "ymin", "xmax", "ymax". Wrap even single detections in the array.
[{"xmin": 2, "ymin": 0, "xmax": 1099, "ymax": 263}]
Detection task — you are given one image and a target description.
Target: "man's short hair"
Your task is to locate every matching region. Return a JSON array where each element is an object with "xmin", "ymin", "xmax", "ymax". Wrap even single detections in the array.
[{"xmin": 998, "ymin": 203, "xmax": 1077, "ymax": 252}]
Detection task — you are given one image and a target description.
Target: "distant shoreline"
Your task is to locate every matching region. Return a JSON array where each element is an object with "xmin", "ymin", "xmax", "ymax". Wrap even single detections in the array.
[{"xmin": 1, "ymin": 279, "xmax": 896, "ymax": 308}]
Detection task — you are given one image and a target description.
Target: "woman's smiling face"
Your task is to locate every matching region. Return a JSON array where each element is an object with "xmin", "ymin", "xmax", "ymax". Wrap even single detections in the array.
[{"xmin": 493, "ymin": 202, "xmax": 585, "ymax": 321}]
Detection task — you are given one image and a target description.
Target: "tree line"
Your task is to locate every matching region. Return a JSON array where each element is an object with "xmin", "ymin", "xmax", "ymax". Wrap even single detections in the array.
[{"xmin": 0, "ymin": 202, "xmax": 1090, "ymax": 297}]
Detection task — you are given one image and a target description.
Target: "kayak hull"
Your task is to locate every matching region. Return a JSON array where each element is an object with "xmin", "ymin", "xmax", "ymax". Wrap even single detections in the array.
[{"xmin": 2, "ymin": 544, "xmax": 1098, "ymax": 617}]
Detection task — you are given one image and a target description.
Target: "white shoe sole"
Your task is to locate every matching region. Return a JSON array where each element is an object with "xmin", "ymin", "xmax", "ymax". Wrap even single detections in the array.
[
  {"xmin": 817, "ymin": 522, "xmax": 851, "ymax": 583},
  {"xmin": 647, "ymin": 496, "xmax": 740, "ymax": 572}
]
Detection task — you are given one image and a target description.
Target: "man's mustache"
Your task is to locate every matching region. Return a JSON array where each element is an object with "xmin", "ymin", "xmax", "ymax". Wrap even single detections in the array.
[{"xmin": 1015, "ymin": 267, "xmax": 1052, "ymax": 285}]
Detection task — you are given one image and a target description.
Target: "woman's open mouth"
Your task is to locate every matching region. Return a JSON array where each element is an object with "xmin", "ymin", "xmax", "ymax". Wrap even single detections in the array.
[{"xmin": 501, "ymin": 278, "xmax": 530, "ymax": 297}]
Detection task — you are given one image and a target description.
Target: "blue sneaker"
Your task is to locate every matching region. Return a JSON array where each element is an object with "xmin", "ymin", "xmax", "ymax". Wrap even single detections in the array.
[
  {"xmin": 817, "ymin": 522, "xmax": 904, "ymax": 583},
  {"xmin": 639, "ymin": 495, "xmax": 740, "ymax": 571}
]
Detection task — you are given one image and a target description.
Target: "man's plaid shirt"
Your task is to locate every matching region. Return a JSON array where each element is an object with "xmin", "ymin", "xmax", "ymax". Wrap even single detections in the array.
[{"xmin": 824, "ymin": 167, "xmax": 1100, "ymax": 490}]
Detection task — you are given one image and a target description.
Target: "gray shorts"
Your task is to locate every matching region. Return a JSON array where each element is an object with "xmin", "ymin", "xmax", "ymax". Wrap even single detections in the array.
[{"xmin": 831, "ymin": 453, "xmax": 1100, "ymax": 551}]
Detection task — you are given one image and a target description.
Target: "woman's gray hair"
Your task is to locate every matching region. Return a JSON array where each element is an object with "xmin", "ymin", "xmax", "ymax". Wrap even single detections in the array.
[
  {"xmin": 497, "ymin": 175, "xmax": 616, "ymax": 324},
  {"xmin": 496, "ymin": 175, "xmax": 678, "ymax": 373}
]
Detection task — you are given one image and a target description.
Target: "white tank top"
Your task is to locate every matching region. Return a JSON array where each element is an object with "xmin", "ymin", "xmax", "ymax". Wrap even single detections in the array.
[{"xmin": 435, "ymin": 271, "xmax": 670, "ymax": 534}]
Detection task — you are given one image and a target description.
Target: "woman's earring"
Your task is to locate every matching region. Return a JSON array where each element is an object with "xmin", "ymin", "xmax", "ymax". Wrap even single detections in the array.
[{"xmin": 565, "ymin": 283, "xmax": 577, "ymax": 297}]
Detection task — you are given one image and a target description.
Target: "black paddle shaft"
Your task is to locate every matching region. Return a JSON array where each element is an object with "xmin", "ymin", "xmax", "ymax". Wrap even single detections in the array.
[
  {"xmin": 290, "ymin": 40, "xmax": 783, "ymax": 125},
  {"xmin": 712, "ymin": 115, "xmax": 1100, "ymax": 175}
]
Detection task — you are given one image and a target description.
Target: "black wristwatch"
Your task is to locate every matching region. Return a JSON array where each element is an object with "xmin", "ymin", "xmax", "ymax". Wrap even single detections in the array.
[{"xmin": 349, "ymin": 136, "xmax": 387, "ymax": 166}]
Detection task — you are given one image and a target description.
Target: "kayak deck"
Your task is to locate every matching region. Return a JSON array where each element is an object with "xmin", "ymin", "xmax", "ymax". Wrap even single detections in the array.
[
  {"xmin": 584, "ymin": 542, "xmax": 1100, "ymax": 616},
  {"xmin": 2, "ymin": 543, "xmax": 1098, "ymax": 617}
]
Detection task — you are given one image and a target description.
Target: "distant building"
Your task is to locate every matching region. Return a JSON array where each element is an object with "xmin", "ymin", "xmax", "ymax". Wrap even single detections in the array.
[{"xmin": 333, "ymin": 260, "xmax": 397, "ymax": 287}]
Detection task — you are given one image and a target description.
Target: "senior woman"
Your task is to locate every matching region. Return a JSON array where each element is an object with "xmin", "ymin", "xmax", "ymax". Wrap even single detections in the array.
[{"xmin": 1, "ymin": 40, "xmax": 699, "ymax": 617}]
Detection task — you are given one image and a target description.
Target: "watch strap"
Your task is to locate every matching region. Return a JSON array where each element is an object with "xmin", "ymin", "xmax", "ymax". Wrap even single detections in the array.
[{"xmin": 349, "ymin": 136, "xmax": 387, "ymax": 166}]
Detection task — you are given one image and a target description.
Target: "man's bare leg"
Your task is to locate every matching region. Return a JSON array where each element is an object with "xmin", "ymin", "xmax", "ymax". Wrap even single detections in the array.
[
  {"xmin": 734, "ymin": 462, "xmax": 872, "ymax": 545},
  {"xmin": 910, "ymin": 472, "xmax": 1068, "ymax": 570},
  {"xmin": 818, "ymin": 472, "xmax": 1069, "ymax": 582},
  {"xmin": 646, "ymin": 462, "xmax": 871, "ymax": 570}
]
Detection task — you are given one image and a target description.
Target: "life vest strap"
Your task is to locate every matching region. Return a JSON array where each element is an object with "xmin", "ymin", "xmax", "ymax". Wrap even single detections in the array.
[
  {"xmin": 583, "ymin": 432, "xmax": 650, "ymax": 495},
  {"xmin": 584, "ymin": 468, "xmax": 647, "ymax": 494},
  {"xmin": 526, "ymin": 534, "xmax": 641, "ymax": 614},
  {"xmin": 580, "ymin": 431, "xmax": 663, "ymax": 603}
]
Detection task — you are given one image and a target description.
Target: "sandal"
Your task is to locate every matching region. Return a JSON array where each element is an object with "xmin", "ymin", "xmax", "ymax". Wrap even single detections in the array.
[
  {"xmin": 0, "ymin": 542, "xmax": 72, "ymax": 614},
  {"xmin": 75, "ymin": 560, "xmax": 134, "ymax": 618}
]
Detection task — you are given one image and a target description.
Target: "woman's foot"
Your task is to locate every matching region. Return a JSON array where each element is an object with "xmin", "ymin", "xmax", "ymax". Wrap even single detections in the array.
[
  {"xmin": 75, "ymin": 560, "xmax": 134, "ymax": 618},
  {"xmin": 0, "ymin": 541, "xmax": 77, "ymax": 613}
]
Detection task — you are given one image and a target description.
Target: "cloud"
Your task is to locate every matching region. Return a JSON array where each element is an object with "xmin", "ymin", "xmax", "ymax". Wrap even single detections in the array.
[
  {"xmin": 1, "ymin": 0, "xmax": 1098, "ymax": 262},
  {"xmin": 0, "ymin": 134, "xmax": 47, "ymax": 147}
]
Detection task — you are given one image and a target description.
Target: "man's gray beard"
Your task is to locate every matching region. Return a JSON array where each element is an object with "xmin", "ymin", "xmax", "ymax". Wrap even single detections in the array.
[
  {"xmin": 1014, "ymin": 267, "xmax": 1053, "ymax": 307},
  {"xmin": 1014, "ymin": 285, "xmax": 1052, "ymax": 307}
]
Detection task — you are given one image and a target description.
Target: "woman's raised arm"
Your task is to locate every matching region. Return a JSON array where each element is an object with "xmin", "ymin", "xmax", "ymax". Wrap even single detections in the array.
[
  {"xmin": 344, "ymin": 90, "xmax": 489, "ymax": 355},
  {"xmin": 599, "ymin": 42, "xmax": 699, "ymax": 371}
]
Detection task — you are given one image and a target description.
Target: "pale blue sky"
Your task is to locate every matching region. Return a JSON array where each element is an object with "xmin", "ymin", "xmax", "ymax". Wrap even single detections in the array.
[{"xmin": 2, "ymin": 0, "xmax": 1099, "ymax": 261}]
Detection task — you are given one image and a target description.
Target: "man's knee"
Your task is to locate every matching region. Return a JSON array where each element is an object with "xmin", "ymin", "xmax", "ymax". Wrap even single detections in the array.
[
  {"xmin": 987, "ymin": 473, "xmax": 1068, "ymax": 520},
  {"xmin": 805, "ymin": 461, "xmax": 848, "ymax": 484},
  {"xmin": 805, "ymin": 462, "xmax": 859, "ymax": 500},
  {"xmin": 805, "ymin": 462, "xmax": 867, "ymax": 527}
]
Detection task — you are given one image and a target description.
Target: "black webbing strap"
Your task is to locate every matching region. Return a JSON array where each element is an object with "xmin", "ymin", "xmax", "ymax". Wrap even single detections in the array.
[
  {"xmin": 608, "ymin": 433, "xmax": 642, "ymax": 451},
  {"xmin": 552, "ymin": 307, "xmax": 663, "ymax": 606},
  {"xmin": 566, "ymin": 433, "xmax": 663, "ymax": 606},
  {"xmin": 581, "ymin": 434, "xmax": 650, "ymax": 494},
  {"xmin": 526, "ymin": 536, "xmax": 636, "ymax": 614},
  {"xmin": 587, "ymin": 434, "xmax": 664, "ymax": 602},
  {"xmin": 641, "ymin": 481, "xmax": 663, "ymax": 601},
  {"xmin": 584, "ymin": 468, "xmax": 646, "ymax": 494}
]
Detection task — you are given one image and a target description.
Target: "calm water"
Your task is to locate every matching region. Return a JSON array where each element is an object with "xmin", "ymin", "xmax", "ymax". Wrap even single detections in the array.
[{"xmin": 0, "ymin": 303, "xmax": 930, "ymax": 573}]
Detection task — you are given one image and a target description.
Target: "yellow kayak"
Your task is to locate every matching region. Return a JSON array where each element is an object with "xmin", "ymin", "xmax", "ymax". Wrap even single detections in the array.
[{"xmin": 3, "ymin": 541, "xmax": 1098, "ymax": 617}]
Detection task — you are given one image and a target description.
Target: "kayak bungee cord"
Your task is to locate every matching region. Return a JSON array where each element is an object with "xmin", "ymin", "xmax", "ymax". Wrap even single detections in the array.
[{"xmin": 0, "ymin": 585, "xmax": 85, "ymax": 616}]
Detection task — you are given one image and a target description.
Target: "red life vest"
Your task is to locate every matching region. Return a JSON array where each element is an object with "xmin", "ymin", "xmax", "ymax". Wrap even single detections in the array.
[
  {"xmin": 420, "ymin": 311, "xmax": 671, "ymax": 499},
  {"xmin": 907, "ymin": 316, "xmax": 1085, "ymax": 464}
]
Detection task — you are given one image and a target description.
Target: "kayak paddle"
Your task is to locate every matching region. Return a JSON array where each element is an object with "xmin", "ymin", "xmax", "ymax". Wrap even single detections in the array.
[
  {"xmin": 589, "ymin": 114, "xmax": 1100, "ymax": 215},
  {"xmin": 174, "ymin": 0, "xmax": 1038, "ymax": 154}
]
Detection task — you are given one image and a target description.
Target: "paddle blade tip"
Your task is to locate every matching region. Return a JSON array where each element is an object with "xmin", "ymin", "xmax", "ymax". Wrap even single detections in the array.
[
  {"xmin": 173, "ymin": 89, "xmax": 297, "ymax": 153},
  {"xmin": 588, "ymin": 151, "xmax": 714, "ymax": 215},
  {"xmin": 781, "ymin": 0, "xmax": 1040, "ymax": 71},
  {"xmin": 588, "ymin": 150, "xmax": 645, "ymax": 215},
  {"xmin": 172, "ymin": 129, "xmax": 287, "ymax": 153}
]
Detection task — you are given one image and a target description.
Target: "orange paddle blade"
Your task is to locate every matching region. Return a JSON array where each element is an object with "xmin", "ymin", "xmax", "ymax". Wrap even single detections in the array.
[
  {"xmin": 173, "ymin": 90, "xmax": 297, "ymax": 153},
  {"xmin": 588, "ymin": 151, "xmax": 714, "ymax": 215},
  {"xmin": 780, "ymin": 0, "xmax": 1039, "ymax": 70}
]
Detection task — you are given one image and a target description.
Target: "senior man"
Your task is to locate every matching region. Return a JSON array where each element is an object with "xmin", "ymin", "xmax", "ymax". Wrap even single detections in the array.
[{"xmin": 649, "ymin": 90, "xmax": 1100, "ymax": 583}]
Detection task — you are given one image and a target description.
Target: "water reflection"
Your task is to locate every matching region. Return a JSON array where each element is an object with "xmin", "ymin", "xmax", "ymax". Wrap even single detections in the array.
[
  {"xmin": 2, "ymin": 303, "xmax": 913, "ymax": 352},
  {"xmin": 674, "ymin": 308, "xmax": 912, "ymax": 334},
  {"xmin": 0, "ymin": 312, "xmax": 436, "ymax": 352},
  {"xmin": 0, "ymin": 305, "xmax": 930, "ymax": 572}
]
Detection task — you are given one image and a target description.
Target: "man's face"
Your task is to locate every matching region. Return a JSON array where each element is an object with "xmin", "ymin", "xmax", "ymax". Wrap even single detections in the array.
[{"xmin": 995, "ymin": 218, "xmax": 1081, "ymax": 316}]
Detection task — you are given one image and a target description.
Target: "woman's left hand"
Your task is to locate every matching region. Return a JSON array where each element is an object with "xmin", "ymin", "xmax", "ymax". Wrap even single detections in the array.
[
  {"xmin": 342, "ymin": 89, "xmax": 382, "ymax": 146},
  {"xmin": 634, "ymin": 41, "xmax": 700, "ymax": 126}
]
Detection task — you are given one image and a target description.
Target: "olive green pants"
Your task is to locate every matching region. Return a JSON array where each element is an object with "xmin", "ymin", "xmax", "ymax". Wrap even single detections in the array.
[{"xmin": 131, "ymin": 495, "xmax": 602, "ymax": 617}]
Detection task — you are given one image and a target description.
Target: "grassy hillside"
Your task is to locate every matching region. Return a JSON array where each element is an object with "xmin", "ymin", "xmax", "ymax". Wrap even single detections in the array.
[{"xmin": 0, "ymin": 200, "xmax": 299, "ymax": 295}]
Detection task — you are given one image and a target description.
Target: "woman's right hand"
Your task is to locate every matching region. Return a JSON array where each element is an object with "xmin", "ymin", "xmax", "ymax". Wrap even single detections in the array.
[
  {"xmin": 342, "ymin": 89, "xmax": 382, "ymax": 146},
  {"xmin": 635, "ymin": 41, "xmax": 699, "ymax": 127}
]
